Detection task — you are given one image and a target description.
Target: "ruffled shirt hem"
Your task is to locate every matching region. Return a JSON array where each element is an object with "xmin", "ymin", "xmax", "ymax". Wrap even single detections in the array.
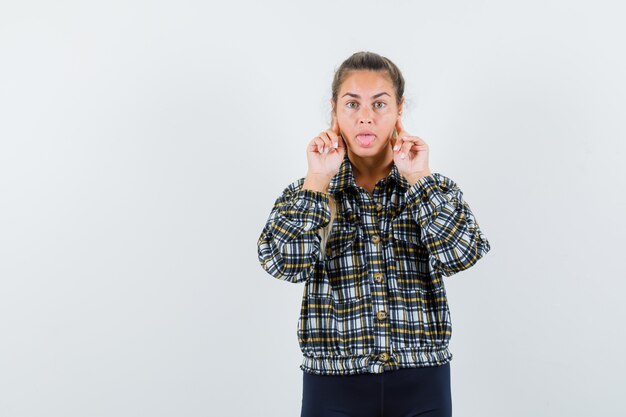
[{"xmin": 299, "ymin": 346, "xmax": 453, "ymax": 376}]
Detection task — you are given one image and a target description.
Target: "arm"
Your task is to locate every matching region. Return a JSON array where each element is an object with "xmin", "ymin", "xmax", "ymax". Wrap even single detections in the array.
[
  {"xmin": 404, "ymin": 173, "xmax": 491, "ymax": 277},
  {"xmin": 257, "ymin": 180, "xmax": 331, "ymax": 283}
]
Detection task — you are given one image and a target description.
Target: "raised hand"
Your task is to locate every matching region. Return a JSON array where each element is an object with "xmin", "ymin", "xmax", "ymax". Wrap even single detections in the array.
[
  {"xmin": 304, "ymin": 115, "xmax": 346, "ymax": 181},
  {"xmin": 391, "ymin": 117, "xmax": 432, "ymax": 184}
]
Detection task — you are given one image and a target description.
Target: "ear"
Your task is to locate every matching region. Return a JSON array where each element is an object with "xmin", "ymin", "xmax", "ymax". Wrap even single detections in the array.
[
  {"xmin": 397, "ymin": 97, "xmax": 404, "ymax": 118},
  {"xmin": 390, "ymin": 127, "xmax": 398, "ymax": 149}
]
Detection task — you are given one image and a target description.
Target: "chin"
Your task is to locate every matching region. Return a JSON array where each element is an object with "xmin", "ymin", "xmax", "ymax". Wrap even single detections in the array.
[{"xmin": 348, "ymin": 144, "xmax": 384, "ymax": 156}]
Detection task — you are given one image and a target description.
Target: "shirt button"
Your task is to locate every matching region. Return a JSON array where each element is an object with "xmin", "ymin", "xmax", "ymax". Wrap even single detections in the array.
[
  {"xmin": 375, "ymin": 203, "xmax": 383, "ymax": 211},
  {"xmin": 376, "ymin": 310, "xmax": 387, "ymax": 321},
  {"xmin": 379, "ymin": 352, "xmax": 390, "ymax": 362},
  {"xmin": 326, "ymin": 247, "xmax": 333, "ymax": 257},
  {"xmin": 371, "ymin": 235, "xmax": 380, "ymax": 244},
  {"xmin": 373, "ymin": 273, "xmax": 383, "ymax": 283}
]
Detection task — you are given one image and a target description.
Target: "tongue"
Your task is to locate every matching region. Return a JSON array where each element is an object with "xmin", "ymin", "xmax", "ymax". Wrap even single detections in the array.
[{"xmin": 356, "ymin": 134, "xmax": 375, "ymax": 147}]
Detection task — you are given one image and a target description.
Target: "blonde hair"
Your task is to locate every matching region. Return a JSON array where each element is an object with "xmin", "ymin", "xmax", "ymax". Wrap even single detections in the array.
[{"xmin": 318, "ymin": 196, "xmax": 338, "ymax": 261}]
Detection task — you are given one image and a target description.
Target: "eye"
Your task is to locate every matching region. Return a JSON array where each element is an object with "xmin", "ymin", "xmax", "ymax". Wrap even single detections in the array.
[{"xmin": 346, "ymin": 101, "xmax": 387, "ymax": 109}]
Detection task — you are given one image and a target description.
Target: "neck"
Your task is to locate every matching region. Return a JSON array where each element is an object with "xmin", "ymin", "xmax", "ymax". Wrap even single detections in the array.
[{"xmin": 347, "ymin": 143, "xmax": 394, "ymax": 185}]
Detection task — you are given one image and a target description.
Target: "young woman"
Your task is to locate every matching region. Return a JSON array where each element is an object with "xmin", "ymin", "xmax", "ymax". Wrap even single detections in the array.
[{"xmin": 257, "ymin": 51, "xmax": 491, "ymax": 417}]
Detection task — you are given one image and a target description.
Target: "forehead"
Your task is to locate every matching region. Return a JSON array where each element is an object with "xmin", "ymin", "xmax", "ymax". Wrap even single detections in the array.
[{"xmin": 339, "ymin": 70, "xmax": 394, "ymax": 98}]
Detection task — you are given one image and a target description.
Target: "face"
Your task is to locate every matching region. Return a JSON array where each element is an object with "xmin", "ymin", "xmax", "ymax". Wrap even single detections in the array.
[{"xmin": 333, "ymin": 70, "xmax": 403, "ymax": 157}]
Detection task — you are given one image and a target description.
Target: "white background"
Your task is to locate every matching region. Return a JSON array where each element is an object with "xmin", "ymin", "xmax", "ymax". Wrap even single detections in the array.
[{"xmin": 1, "ymin": 1, "xmax": 625, "ymax": 416}]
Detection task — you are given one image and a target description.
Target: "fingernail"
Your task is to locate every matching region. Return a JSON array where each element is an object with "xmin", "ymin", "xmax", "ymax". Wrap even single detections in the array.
[
  {"xmin": 400, "ymin": 152, "xmax": 405, "ymax": 159},
  {"xmin": 393, "ymin": 145, "xmax": 399, "ymax": 151},
  {"xmin": 334, "ymin": 142, "xmax": 338, "ymax": 148},
  {"xmin": 319, "ymin": 147, "xmax": 324, "ymax": 154}
]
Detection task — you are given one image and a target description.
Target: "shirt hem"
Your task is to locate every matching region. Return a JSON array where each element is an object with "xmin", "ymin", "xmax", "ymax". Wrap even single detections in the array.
[{"xmin": 299, "ymin": 346, "xmax": 453, "ymax": 376}]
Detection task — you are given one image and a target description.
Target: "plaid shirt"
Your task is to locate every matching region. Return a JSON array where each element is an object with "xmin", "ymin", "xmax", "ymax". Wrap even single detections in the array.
[{"xmin": 257, "ymin": 152, "xmax": 491, "ymax": 375}]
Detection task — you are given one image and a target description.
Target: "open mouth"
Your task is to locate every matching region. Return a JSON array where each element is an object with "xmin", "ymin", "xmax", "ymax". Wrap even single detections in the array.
[{"xmin": 356, "ymin": 134, "xmax": 375, "ymax": 147}]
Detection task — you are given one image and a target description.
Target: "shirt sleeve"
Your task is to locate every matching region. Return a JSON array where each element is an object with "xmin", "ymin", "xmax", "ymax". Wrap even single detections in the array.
[
  {"xmin": 257, "ymin": 180, "xmax": 331, "ymax": 283},
  {"xmin": 403, "ymin": 173, "xmax": 491, "ymax": 277}
]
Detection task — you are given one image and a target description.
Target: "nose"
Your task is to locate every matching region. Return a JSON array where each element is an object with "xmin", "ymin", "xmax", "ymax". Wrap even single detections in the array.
[{"xmin": 357, "ymin": 106, "xmax": 374, "ymax": 124}]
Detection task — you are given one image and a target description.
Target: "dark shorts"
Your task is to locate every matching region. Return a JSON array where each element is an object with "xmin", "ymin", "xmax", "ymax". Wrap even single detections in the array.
[{"xmin": 301, "ymin": 363, "xmax": 452, "ymax": 417}]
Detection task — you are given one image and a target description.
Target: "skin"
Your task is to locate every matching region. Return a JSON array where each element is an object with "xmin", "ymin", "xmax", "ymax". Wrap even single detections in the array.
[{"xmin": 303, "ymin": 70, "xmax": 433, "ymax": 195}]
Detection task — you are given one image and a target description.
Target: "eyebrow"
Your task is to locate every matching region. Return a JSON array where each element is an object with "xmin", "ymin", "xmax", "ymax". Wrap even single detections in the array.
[{"xmin": 341, "ymin": 92, "xmax": 391, "ymax": 100}]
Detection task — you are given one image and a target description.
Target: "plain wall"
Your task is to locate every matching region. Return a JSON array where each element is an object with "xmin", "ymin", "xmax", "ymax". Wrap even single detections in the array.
[{"xmin": 1, "ymin": 0, "xmax": 625, "ymax": 416}]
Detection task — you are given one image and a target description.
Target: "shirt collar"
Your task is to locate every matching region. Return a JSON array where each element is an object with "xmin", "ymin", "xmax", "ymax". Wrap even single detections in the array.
[{"xmin": 327, "ymin": 152, "xmax": 410, "ymax": 195}]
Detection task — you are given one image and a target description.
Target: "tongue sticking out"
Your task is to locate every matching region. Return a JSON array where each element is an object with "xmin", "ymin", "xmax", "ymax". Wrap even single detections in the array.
[{"xmin": 356, "ymin": 134, "xmax": 375, "ymax": 147}]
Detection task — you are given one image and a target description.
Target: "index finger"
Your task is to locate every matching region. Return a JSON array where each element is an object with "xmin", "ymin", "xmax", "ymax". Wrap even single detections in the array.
[
  {"xmin": 331, "ymin": 115, "xmax": 341, "ymax": 147},
  {"xmin": 332, "ymin": 115, "xmax": 340, "ymax": 135},
  {"xmin": 395, "ymin": 117, "xmax": 405, "ymax": 136}
]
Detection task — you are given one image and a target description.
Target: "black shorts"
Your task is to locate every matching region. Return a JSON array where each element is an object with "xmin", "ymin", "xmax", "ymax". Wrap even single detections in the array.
[{"xmin": 301, "ymin": 363, "xmax": 452, "ymax": 417}]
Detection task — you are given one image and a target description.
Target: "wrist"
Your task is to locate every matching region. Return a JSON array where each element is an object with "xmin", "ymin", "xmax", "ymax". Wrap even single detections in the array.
[
  {"xmin": 406, "ymin": 170, "xmax": 433, "ymax": 186},
  {"xmin": 303, "ymin": 173, "xmax": 332, "ymax": 193}
]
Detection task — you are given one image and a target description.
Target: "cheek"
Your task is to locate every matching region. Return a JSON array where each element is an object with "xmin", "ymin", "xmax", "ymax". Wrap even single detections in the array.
[{"xmin": 340, "ymin": 111, "xmax": 358, "ymax": 122}]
